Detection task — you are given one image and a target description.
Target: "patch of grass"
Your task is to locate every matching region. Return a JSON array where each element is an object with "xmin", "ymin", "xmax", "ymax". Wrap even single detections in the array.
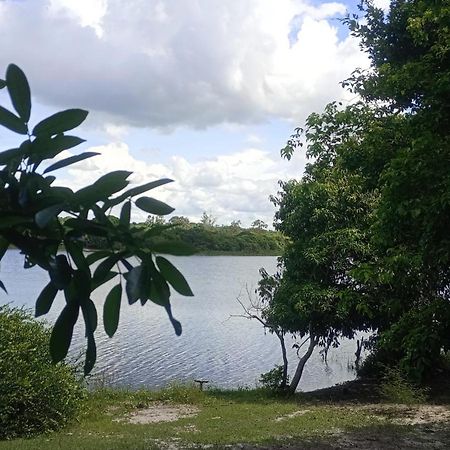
[{"xmin": 0, "ymin": 385, "xmax": 388, "ymax": 450}]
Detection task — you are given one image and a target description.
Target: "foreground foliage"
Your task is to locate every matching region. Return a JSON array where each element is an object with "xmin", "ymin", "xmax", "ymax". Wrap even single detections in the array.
[
  {"xmin": 0, "ymin": 64, "xmax": 194, "ymax": 374},
  {"xmin": 0, "ymin": 306, "xmax": 85, "ymax": 439}
]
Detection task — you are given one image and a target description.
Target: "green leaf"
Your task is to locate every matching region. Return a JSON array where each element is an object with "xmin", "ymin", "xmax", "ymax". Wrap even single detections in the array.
[
  {"xmin": 92, "ymin": 254, "xmax": 120, "ymax": 284},
  {"xmin": 49, "ymin": 254, "xmax": 72, "ymax": 289},
  {"xmin": 156, "ymin": 256, "xmax": 194, "ymax": 296},
  {"xmin": 135, "ymin": 197, "xmax": 175, "ymax": 216},
  {"xmin": 0, "ymin": 79, "xmax": 6, "ymax": 89},
  {"xmin": 49, "ymin": 303, "xmax": 79, "ymax": 363},
  {"xmin": 165, "ymin": 304, "xmax": 182, "ymax": 336},
  {"xmin": 44, "ymin": 151, "xmax": 99, "ymax": 173},
  {"xmin": 35, "ymin": 204, "xmax": 63, "ymax": 228},
  {"xmin": 6, "ymin": 64, "xmax": 31, "ymax": 122},
  {"xmin": 120, "ymin": 201, "xmax": 131, "ymax": 227},
  {"xmin": 35, "ymin": 282, "xmax": 58, "ymax": 317},
  {"xmin": 85, "ymin": 250, "xmax": 111, "ymax": 265},
  {"xmin": 107, "ymin": 178, "xmax": 174, "ymax": 207},
  {"xmin": 92, "ymin": 271, "xmax": 118, "ymax": 291},
  {"xmin": 75, "ymin": 170, "xmax": 131, "ymax": 205},
  {"xmin": 149, "ymin": 266, "xmax": 170, "ymax": 306},
  {"xmin": 124, "ymin": 265, "xmax": 142, "ymax": 304},
  {"xmin": 0, "ymin": 279, "xmax": 7, "ymax": 294},
  {"xmin": 0, "ymin": 147, "xmax": 25, "ymax": 165},
  {"xmin": 82, "ymin": 299, "xmax": 98, "ymax": 334},
  {"xmin": 32, "ymin": 109, "xmax": 88, "ymax": 136},
  {"xmin": 0, "ymin": 105, "xmax": 28, "ymax": 134},
  {"xmin": 65, "ymin": 240, "xmax": 88, "ymax": 271},
  {"xmin": 84, "ymin": 333, "xmax": 96, "ymax": 375},
  {"xmin": 103, "ymin": 284, "xmax": 122, "ymax": 338},
  {"xmin": 29, "ymin": 135, "xmax": 86, "ymax": 166}
]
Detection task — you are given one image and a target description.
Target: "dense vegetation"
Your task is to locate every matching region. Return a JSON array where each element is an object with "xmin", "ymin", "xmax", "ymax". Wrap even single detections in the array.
[
  {"xmin": 0, "ymin": 306, "xmax": 85, "ymax": 438},
  {"xmin": 259, "ymin": 0, "xmax": 450, "ymax": 391},
  {"xmin": 85, "ymin": 218, "xmax": 285, "ymax": 255}
]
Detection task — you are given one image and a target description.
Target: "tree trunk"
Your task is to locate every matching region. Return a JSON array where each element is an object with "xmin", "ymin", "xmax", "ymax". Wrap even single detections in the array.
[
  {"xmin": 276, "ymin": 330, "xmax": 289, "ymax": 389},
  {"xmin": 288, "ymin": 334, "xmax": 318, "ymax": 394}
]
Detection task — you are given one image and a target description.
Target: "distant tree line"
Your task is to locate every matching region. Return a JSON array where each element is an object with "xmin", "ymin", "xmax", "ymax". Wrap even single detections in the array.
[{"xmin": 83, "ymin": 213, "xmax": 285, "ymax": 255}]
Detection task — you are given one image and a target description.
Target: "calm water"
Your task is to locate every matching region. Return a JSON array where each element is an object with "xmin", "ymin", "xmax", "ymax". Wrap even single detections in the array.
[{"xmin": 0, "ymin": 249, "xmax": 360, "ymax": 391}]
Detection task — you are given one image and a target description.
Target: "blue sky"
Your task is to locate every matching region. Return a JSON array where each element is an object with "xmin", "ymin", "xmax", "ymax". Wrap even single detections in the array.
[{"xmin": 0, "ymin": 0, "xmax": 389, "ymax": 226}]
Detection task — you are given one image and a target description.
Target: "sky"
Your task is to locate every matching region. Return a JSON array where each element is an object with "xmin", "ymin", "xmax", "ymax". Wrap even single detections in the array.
[{"xmin": 0, "ymin": 0, "xmax": 390, "ymax": 226}]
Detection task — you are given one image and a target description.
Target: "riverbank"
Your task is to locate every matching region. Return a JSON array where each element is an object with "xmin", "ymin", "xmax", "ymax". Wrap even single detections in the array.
[{"xmin": 2, "ymin": 377, "xmax": 449, "ymax": 450}]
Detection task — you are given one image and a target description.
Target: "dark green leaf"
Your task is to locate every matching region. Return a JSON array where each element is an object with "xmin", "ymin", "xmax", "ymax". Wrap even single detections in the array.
[
  {"xmin": 6, "ymin": 64, "xmax": 31, "ymax": 122},
  {"xmin": 0, "ymin": 279, "xmax": 7, "ymax": 294},
  {"xmin": 85, "ymin": 250, "xmax": 111, "ymax": 266},
  {"xmin": 92, "ymin": 271, "xmax": 118, "ymax": 291},
  {"xmin": 49, "ymin": 303, "xmax": 79, "ymax": 363},
  {"xmin": 84, "ymin": 333, "xmax": 96, "ymax": 375},
  {"xmin": 35, "ymin": 204, "xmax": 63, "ymax": 228},
  {"xmin": 135, "ymin": 197, "xmax": 175, "ymax": 216},
  {"xmin": 124, "ymin": 265, "xmax": 142, "ymax": 304},
  {"xmin": 0, "ymin": 79, "xmax": 6, "ymax": 89},
  {"xmin": 107, "ymin": 178, "xmax": 174, "ymax": 207},
  {"xmin": 0, "ymin": 105, "xmax": 28, "ymax": 134},
  {"xmin": 35, "ymin": 282, "xmax": 58, "ymax": 317},
  {"xmin": 149, "ymin": 266, "xmax": 170, "ymax": 306},
  {"xmin": 0, "ymin": 147, "xmax": 25, "ymax": 165},
  {"xmin": 156, "ymin": 256, "xmax": 193, "ymax": 296},
  {"xmin": 29, "ymin": 135, "xmax": 86, "ymax": 166},
  {"xmin": 65, "ymin": 240, "xmax": 88, "ymax": 271},
  {"xmin": 103, "ymin": 284, "xmax": 122, "ymax": 338},
  {"xmin": 49, "ymin": 254, "xmax": 72, "ymax": 289},
  {"xmin": 75, "ymin": 170, "xmax": 131, "ymax": 205},
  {"xmin": 32, "ymin": 109, "xmax": 88, "ymax": 136},
  {"xmin": 82, "ymin": 298, "xmax": 98, "ymax": 334},
  {"xmin": 44, "ymin": 151, "xmax": 99, "ymax": 173},
  {"xmin": 165, "ymin": 304, "xmax": 182, "ymax": 336},
  {"xmin": 120, "ymin": 201, "xmax": 131, "ymax": 227},
  {"xmin": 92, "ymin": 254, "xmax": 120, "ymax": 284}
]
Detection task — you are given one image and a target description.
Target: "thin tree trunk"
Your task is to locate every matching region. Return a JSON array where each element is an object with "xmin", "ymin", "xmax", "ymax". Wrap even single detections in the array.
[
  {"xmin": 276, "ymin": 330, "xmax": 288, "ymax": 389},
  {"xmin": 288, "ymin": 333, "xmax": 318, "ymax": 394}
]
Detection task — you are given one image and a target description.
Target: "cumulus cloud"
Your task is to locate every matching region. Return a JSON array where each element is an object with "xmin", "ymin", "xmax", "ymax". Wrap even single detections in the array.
[
  {"xmin": 56, "ymin": 142, "xmax": 307, "ymax": 226},
  {"xmin": 0, "ymin": 0, "xmax": 368, "ymax": 129}
]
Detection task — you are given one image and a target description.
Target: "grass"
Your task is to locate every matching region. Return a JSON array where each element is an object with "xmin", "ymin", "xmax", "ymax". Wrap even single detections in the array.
[{"xmin": 1, "ymin": 381, "xmax": 449, "ymax": 449}]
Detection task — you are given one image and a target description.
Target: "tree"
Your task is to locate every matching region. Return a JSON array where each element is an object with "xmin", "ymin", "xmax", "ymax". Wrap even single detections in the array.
[
  {"xmin": 266, "ymin": 0, "xmax": 450, "ymax": 387},
  {"xmin": 168, "ymin": 216, "xmax": 191, "ymax": 227},
  {"xmin": 251, "ymin": 219, "xmax": 268, "ymax": 230},
  {"xmin": 200, "ymin": 211, "xmax": 217, "ymax": 227},
  {"xmin": 0, "ymin": 64, "xmax": 194, "ymax": 375},
  {"xmin": 230, "ymin": 219, "xmax": 241, "ymax": 229}
]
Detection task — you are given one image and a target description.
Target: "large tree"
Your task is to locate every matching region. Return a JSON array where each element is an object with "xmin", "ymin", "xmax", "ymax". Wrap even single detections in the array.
[{"xmin": 263, "ymin": 0, "xmax": 450, "ymax": 390}]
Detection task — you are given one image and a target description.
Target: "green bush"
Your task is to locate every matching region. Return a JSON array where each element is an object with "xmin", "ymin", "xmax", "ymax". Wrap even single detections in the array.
[
  {"xmin": 259, "ymin": 365, "xmax": 288, "ymax": 391},
  {"xmin": 0, "ymin": 306, "xmax": 86, "ymax": 439},
  {"xmin": 379, "ymin": 366, "xmax": 428, "ymax": 405}
]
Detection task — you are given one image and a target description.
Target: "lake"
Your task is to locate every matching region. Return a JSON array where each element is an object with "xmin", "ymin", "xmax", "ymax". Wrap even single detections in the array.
[{"xmin": 0, "ymin": 249, "xmax": 361, "ymax": 391}]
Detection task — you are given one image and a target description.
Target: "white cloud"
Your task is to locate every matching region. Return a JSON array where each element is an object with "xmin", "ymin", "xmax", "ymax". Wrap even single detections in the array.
[
  {"xmin": 0, "ymin": 0, "xmax": 368, "ymax": 129},
  {"xmin": 57, "ymin": 142, "xmax": 307, "ymax": 226}
]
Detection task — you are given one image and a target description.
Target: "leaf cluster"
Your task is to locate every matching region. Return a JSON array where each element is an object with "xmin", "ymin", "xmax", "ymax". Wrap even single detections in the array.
[{"xmin": 0, "ymin": 64, "xmax": 194, "ymax": 375}]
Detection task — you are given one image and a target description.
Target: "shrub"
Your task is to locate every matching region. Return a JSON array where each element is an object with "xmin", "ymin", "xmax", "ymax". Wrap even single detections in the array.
[
  {"xmin": 259, "ymin": 365, "xmax": 288, "ymax": 391},
  {"xmin": 379, "ymin": 366, "xmax": 428, "ymax": 405},
  {"xmin": 0, "ymin": 306, "xmax": 86, "ymax": 439}
]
